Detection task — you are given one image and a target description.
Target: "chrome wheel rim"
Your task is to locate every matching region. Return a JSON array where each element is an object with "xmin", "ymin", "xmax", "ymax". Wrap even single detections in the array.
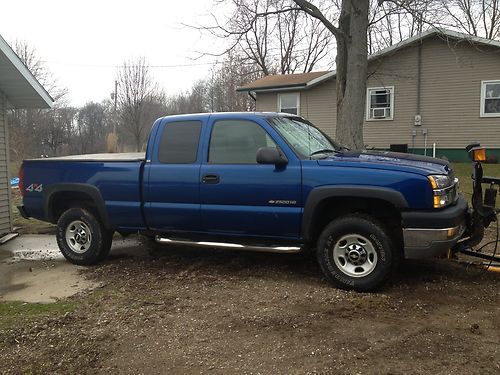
[
  {"xmin": 332, "ymin": 234, "xmax": 378, "ymax": 278},
  {"xmin": 65, "ymin": 220, "xmax": 92, "ymax": 254}
]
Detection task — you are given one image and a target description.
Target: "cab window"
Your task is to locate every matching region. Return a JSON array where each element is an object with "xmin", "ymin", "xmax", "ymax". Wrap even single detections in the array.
[
  {"xmin": 158, "ymin": 121, "xmax": 202, "ymax": 163},
  {"xmin": 208, "ymin": 120, "xmax": 276, "ymax": 164}
]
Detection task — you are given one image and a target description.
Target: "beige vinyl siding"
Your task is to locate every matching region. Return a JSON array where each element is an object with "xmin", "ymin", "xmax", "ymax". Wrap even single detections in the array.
[
  {"xmin": 301, "ymin": 80, "xmax": 337, "ymax": 137},
  {"xmin": 365, "ymin": 37, "xmax": 500, "ymax": 149},
  {"xmin": 254, "ymin": 35, "xmax": 500, "ymax": 150},
  {"xmin": 256, "ymin": 85, "xmax": 338, "ymax": 138},
  {"xmin": 255, "ymin": 92, "xmax": 278, "ymax": 112},
  {"xmin": 0, "ymin": 93, "xmax": 12, "ymax": 234},
  {"xmin": 417, "ymin": 38, "xmax": 500, "ymax": 149},
  {"xmin": 363, "ymin": 41, "xmax": 419, "ymax": 148}
]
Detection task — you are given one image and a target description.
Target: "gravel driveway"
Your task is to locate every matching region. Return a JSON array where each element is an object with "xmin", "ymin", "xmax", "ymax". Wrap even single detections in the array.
[{"xmin": 0, "ymin": 235, "xmax": 499, "ymax": 374}]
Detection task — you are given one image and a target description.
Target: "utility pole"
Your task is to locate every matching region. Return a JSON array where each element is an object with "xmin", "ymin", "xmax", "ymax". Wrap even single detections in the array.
[{"xmin": 107, "ymin": 80, "xmax": 119, "ymax": 152}]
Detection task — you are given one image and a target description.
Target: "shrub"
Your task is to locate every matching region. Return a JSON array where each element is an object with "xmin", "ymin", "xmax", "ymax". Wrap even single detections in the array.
[{"xmin": 486, "ymin": 154, "xmax": 498, "ymax": 164}]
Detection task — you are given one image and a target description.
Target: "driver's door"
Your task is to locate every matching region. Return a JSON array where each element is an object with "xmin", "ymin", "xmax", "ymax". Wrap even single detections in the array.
[{"xmin": 199, "ymin": 118, "xmax": 302, "ymax": 239}]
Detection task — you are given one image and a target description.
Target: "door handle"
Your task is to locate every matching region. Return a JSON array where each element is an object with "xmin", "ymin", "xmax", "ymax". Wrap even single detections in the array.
[{"xmin": 202, "ymin": 174, "xmax": 220, "ymax": 184}]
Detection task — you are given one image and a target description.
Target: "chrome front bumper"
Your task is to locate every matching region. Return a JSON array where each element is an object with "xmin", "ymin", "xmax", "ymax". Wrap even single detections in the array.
[{"xmin": 403, "ymin": 223, "xmax": 467, "ymax": 259}]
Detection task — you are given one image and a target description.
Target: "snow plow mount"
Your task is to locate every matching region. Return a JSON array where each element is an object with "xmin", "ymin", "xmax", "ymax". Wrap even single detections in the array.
[{"xmin": 451, "ymin": 143, "xmax": 500, "ymax": 264}]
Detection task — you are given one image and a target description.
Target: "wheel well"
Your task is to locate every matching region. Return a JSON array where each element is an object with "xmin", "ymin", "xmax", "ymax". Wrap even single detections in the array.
[
  {"xmin": 48, "ymin": 191, "xmax": 99, "ymax": 223},
  {"xmin": 309, "ymin": 197, "xmax": 403, "ymax": 245}
]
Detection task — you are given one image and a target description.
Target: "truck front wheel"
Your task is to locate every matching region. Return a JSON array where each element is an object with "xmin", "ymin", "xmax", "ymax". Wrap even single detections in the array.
[
  {"xmin": 56, "ymin": 207, "xmax": 113, "ymax": 265},
  {"xmin": 316, "ymin": 214, "xmax": 396, "ymax": 292}
]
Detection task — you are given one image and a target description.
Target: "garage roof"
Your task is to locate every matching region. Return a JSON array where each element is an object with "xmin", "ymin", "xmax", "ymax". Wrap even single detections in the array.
[{"xmin": 0, "ymin": 34, "xmax": 53, "ymax": 109}]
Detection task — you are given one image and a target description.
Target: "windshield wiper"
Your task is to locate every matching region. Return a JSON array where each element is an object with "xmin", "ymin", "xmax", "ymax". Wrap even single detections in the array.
[{"xmin": 310, "ymin": 149, "xmax": 337, "ymax": 157}]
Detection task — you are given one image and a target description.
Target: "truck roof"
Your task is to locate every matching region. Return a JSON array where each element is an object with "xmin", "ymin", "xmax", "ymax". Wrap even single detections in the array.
[{"xmin": 156, "ymin": 111, "xmax": 296, "ymax": 122}]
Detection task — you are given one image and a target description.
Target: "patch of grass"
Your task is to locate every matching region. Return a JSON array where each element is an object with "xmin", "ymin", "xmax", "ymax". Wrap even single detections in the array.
[
  {"xmin": 0, "ymin": 300, "xmax": 76, "ymax": 330},
  {"xmin": 452, "ymin": 162, "xmax": 500, "ymax": 202}
]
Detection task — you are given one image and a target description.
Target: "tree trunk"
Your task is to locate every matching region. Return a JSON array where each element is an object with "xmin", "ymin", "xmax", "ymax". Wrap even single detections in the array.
[{"xmin": 335, "ymin": 0, "xmax": 369, "ymax": 150}]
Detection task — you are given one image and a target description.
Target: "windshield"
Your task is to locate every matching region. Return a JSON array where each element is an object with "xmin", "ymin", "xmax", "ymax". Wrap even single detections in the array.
[{"xmin": 268, "ymin": 116, "xmax": 342, "ymax": 159}]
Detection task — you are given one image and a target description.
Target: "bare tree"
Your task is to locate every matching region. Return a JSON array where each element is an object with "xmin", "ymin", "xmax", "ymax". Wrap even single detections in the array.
[
  {"xmin": 116, "ymin": 58, "xmax": 163, "ymax": 151},
  {"xmin": 438, "ymin": 0, "xmax": 500, "ymax": 39},
  {"xmin": 13, "ymin": 41, "xmax": 66, "ymax": 98},
  {"xmin": 367, "ymin": 0, "xmax": 440, "ymax": 53},
  {"xmin": 208, "ymin": 53, "xmax": 262, "ymax": 111},
  {"xmin": 74, "ymin": 102, "xmax": 108, "ymax": 154},
  {"xmin": 7, "ymin": 41, "xmax": 69, "ymax": 160},
  {"xmin": 288, "ymin": 0, "xmax": 370, "ymax": 149},
  {"xmin": 165, "ymin": 53, "xmax": 261, "ymax": 115},
  {"xmin": 197, "ymin": 0, "xmax": 334, "ymax": 75},
  {"xmin": 39, "ymin": 106, "xmax": 77, "ymax": 156}
]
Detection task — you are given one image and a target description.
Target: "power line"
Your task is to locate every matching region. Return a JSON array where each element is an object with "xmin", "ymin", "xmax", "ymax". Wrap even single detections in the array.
[
  {"xmin": 40, "ymin": 60, "xmax": 224, "ymax": 69},
  {"xmin": 40, "ymin": 46, "xmax": 336, "ymax": 70}
]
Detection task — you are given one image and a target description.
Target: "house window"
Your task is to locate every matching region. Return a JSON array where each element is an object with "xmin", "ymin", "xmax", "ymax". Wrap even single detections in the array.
[
  {"xmin": 366, "ymin": 86, "xmax": 394, "ymax": 121},
  {"xmin": 278, "ymin": 93, "xmax": 300, "ymax": 115},
  {"xmin": 481, "ymin": 80, "xmax": 500, "ymax": 117}
]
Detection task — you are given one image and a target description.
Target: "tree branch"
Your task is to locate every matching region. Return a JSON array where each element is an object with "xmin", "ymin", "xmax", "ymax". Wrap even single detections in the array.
[{"xmin": 293, "ymin": 0, "xmax": 345, "ymax": 40}]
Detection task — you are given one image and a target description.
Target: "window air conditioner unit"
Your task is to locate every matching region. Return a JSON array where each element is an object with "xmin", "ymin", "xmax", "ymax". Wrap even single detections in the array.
[{"xmin": 371, "ymin": 107, "xmax": 388, "ymax": 119}]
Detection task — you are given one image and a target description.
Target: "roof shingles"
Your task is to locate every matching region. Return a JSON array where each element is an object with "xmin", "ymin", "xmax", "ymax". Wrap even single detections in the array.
[{"xmin": 237, "ymin": 71, "xmax": 329, "ymax": 91}]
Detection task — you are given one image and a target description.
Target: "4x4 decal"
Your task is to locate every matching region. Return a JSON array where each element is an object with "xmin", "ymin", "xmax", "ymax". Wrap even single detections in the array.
[{"xmin": 26, "ymin": 183, "xmax": 43, "ymax": 192}]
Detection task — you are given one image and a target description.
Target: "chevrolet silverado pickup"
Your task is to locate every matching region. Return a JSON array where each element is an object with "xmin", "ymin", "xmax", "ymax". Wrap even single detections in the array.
[{"xmin": 18, "ymin": 112, "xmax": 476, "ymax": 291}]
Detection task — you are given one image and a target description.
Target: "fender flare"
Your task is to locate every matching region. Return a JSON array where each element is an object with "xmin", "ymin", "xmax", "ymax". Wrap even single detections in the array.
[
  {"xmin": 302, "ymin": 185, "xmax": 408, "ymax": 241},
  {"xmin": 43, "ymin": 183, "xmax": 112, "ymax": 229}
]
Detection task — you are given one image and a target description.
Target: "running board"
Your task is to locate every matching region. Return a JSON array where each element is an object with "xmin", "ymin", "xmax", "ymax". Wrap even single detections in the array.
[{"xmin": 155, "ymin": 236, "xmax": 302, "ymax": 254}]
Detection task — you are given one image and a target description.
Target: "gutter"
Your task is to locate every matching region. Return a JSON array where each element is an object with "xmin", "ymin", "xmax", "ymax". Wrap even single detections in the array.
[{"xmin": 236, "ymin": 83, "xmax": 308, "ymax": 93}]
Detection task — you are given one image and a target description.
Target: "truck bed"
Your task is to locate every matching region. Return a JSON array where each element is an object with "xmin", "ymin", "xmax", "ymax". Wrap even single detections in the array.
[{"xmin": 21, "ymin": 153, "xmax": 145, "ymax": 229}]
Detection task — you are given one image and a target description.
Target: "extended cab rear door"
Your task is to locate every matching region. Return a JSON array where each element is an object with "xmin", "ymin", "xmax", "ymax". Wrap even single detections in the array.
[
  {"xmin": 143, "ymin": 117, "xmax": 205, "ymax": 232},
  {"xmin": 199, "ymin": 116, "xmax": 302, "ymax": 239}
]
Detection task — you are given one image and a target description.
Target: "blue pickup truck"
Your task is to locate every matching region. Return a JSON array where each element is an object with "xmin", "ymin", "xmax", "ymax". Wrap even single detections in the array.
[{"xmin": 19, "ymin": 112, "xmax": 474, "ymax": 291}]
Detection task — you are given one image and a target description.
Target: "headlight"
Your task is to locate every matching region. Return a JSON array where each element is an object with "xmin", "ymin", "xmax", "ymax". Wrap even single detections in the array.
[
  {"xmin": 428, "ymin": 174, "xmax": 458, "ymax": 208},
  {"xmin": 428, "ymin": 175, "xmax": 452, "ymax": 189}
]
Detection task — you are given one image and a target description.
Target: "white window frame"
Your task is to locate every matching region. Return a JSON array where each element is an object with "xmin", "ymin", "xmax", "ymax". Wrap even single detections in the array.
[
  {"xmin": 366, "ymin": 86, "xmax": 394, "ymax": 121},
  {"xmin": 277, "ymin": 92, "xmax": 300, "ymax": 115},
  {"xmin": 480, "ymin": 80, "xmax": 500, "ymax": 117}
]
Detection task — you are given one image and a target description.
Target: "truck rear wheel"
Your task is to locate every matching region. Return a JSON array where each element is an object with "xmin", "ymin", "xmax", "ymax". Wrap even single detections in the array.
[
  {"xmin": 316, "ymin": 214, "xmax": 395, "ymax": 292},
  {"xmin": 56, "ymin": 207, "xmax": 113, "ymax": 265}
]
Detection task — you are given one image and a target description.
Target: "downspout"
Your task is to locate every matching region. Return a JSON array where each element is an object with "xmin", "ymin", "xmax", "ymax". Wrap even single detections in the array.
[
  {"xmin": 416, "ymin": 42, "xmax": 422, "ymax": 116},
  {"xmin": 417, "ymin": 42, "xmax": 427, "ymax": 156},
  {"xmin": 411, "ymin": 42, "xmax": 423, "ymax": 154}
]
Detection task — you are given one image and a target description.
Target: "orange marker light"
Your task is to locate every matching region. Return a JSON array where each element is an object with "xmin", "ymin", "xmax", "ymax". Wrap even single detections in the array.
[
  {"xmin": 433, "ymin": 196, "xmax": 441, "ymax": 208},
  {"xmin": 472, "ymin": 147, "xmax": 486, "ymax": 162}
]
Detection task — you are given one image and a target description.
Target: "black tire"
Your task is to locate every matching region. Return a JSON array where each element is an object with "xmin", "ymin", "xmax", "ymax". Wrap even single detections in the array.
[
  {"xmin": 56, "ymin": 207, "xmax": 113, "ymax": 265},
  {"xmin": 316, "ymin": 214, "xmax": 396, "ymax": 292}
]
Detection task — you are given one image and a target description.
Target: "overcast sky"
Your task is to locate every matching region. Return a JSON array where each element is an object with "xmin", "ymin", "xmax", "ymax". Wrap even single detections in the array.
[{"xmin": 0, "ymin": 0, "xmax": 226, "ymax": 106}]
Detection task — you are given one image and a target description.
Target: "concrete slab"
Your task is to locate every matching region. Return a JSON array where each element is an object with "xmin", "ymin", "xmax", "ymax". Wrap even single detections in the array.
[
  {"xmin": 1, "ymin": 234, "xmax": 63, "ymax": 261},
  {"xmin": 0, "ymin": 261, "xmax": 95, "ymax": 303},
  {"xmin": 0, "ymin": 234, "xmax": 145, "ymax": 303}
]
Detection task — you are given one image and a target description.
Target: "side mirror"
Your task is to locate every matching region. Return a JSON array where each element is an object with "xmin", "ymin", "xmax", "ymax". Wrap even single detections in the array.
[{"xmin": 256, "ymin": 147, "xmax": 288, "ymax": 166}]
